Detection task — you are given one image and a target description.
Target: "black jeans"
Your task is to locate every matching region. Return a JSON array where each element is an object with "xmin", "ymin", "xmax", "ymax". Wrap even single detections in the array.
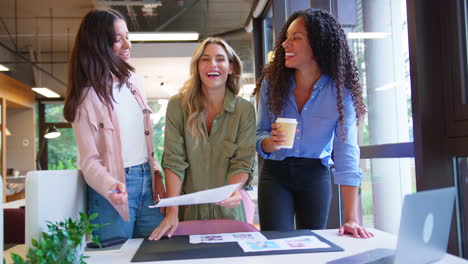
[{"xmin": 258, "ymin": 157, "xmax": 331, "ymax": 231}]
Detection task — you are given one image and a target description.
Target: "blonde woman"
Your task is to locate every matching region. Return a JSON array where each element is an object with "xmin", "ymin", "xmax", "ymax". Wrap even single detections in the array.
[{"xmin": 149, "ymin": 37, "xmax": 256, "ymax": 240}]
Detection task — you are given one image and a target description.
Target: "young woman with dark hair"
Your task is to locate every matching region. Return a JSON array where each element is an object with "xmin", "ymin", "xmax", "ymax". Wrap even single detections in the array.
[
  {"xmin": 256, "ymin": 8, "xmax": 373, "ymax": 238},
  {"xmin": 64, "ymin": 8, "xmax": 163, "ymax": 240}
]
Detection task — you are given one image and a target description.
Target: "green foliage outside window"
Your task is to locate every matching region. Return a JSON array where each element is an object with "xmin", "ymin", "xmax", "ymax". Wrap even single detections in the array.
[{"xmin": 40, "ymin": 101, "xmax": 167, "ymax": 171}]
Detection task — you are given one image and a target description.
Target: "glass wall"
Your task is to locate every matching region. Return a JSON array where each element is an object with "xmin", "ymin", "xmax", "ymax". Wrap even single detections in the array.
[
  {"xmin": 148, "ymin": 99, "xmax": 168, "ymax": 164},
  {"xmin": 43, "ymin": 103, "xmax": 76, "ymax": 170},
  {"xmin": 348, "ymin": 0, "xmax": 415, "ymax": 233}
]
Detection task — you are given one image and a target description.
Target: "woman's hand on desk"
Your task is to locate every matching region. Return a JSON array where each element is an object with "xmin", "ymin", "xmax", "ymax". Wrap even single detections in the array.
[
  {"xmin": 149, "ymin": 207, "xmax": 179, "ymax": 240},
  {"xmin": 338, "ymin": 220, "xmax": 374, "ymax": 239},
  {"xmin": 216, "ymin": 190, "xmax": 242, "ymax": 208}
]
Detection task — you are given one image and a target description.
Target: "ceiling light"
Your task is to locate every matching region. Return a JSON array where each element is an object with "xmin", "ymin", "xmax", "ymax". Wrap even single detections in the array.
[
  {"xmin": 0, "ymin": 64, "xmax": 10, "ymax": 71},
  {"xmin": 130, "ymin": 32, "xmax": 199, "ymax": 42},
  {"xmin": 96, "ymin": 0, "xmax": 161, "ymax": 7},
  {"xmin": 347, "ymin": 32, "xmax": 391, "ymax": 39},
  {"xmin": 32, "ymin": 87, "xmax": 60, "ymax": 98}
]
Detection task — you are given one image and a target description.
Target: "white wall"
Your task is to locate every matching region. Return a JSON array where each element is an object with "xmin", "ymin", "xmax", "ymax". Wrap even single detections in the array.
[
  {"xmin": 6, "ymin": 108, "xmax": 36, "ymax": 175},
  {"xmin": 131, "ymin": 42, "xmax": 198, "ymax": 99}
]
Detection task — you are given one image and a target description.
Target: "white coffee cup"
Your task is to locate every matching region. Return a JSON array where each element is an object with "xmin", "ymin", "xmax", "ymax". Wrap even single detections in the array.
[
  {"xmin": 276, "ymin": 118, "xmax": 298, "ymax": 149},
  {"xmin": 13, "ymin": 170, "xmax": 19, "ymax": 177}
]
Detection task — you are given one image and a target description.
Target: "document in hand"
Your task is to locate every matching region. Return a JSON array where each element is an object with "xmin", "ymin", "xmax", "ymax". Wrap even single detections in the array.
[{"xmin": 148, "ymin": 183, "xmax": 240, "ymax": 208}]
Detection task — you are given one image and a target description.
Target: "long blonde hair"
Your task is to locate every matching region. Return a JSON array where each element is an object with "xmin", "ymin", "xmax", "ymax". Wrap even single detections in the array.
[{"xmin": 180, "ymin": 37, "xmax": 243, "ymax": 141}]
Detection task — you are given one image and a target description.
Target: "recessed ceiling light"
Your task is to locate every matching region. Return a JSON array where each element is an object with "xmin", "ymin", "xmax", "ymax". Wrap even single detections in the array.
[
  {"xmin": 32, "ymin": 87, "xmax": 60, "ymax": 98},
  {"xmin": 130, "ymin": 32, "xmax": 199, "ymax": 42},
  {"xmin": 0, "ymin": 64, "xmax": 10, "ymax": 71},
  {"xmin": 347, "ymin": 32, "xmax": 391, "ymax": 39}
]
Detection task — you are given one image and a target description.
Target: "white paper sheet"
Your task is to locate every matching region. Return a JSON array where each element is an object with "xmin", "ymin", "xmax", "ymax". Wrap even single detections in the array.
[
  {"xmin": 237, "ymin": 236, "xmax": 330, "ymax": 252},
  {"xmin": 148, "ymin": 183, "xmax": 240, "ymax": 208},
  {"xmin": 189, "ymin": 232, "xmax": 267, "ymax": 244}
]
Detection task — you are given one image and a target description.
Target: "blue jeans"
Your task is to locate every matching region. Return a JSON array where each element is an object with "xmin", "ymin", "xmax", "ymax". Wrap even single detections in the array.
[
  {"xmin": 87, "ymin": 162, "xmax": 163, "ymax": 240},
  {"xmin": 258, "ymin": 157, "xmax": 331, "ymax": 231}
]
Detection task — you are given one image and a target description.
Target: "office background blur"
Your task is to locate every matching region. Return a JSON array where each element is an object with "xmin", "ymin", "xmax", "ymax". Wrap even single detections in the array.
[{"xmin": 0, "ymin": 0, "xmax": 466, "ymax": 259}]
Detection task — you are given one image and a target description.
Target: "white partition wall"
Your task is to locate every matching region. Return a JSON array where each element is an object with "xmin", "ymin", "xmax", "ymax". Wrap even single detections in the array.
[{"xmin": 25, "ymin": 170, "xmax": 86, "ymax": 248}]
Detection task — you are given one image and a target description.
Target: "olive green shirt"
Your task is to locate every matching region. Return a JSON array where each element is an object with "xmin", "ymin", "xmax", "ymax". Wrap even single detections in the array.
[{"xmin": 162, "ymin": 90, "xmax": 256, "ymax": 222}]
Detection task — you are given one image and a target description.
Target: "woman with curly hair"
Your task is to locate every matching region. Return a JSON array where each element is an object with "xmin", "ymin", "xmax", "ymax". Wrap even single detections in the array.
[
  {"xmin": 149, "ymin": 37, "xmax": 256, "ymax": 240},
  {"xmin": 256, "ymin": 8, "xmax": 373, "ymax": 238}
]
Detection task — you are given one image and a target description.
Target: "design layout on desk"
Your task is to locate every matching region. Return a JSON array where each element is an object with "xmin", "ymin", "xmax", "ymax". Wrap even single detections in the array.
[
  {"xmin": 238, "ymin": 236, "xmax": 330, "ymax": 253},
  {"xmin": 190, "ymin": 232, "xmax": 267, "ymax": 244},
  {"xmin": 148, "ymin": 183, "xmax": 240, "ymax": 208}
]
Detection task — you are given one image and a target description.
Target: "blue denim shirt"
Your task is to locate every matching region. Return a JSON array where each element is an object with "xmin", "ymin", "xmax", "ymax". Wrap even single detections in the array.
[{"xmin": 256, "ymin": 74, "xmax": 362, "ymax": 186}]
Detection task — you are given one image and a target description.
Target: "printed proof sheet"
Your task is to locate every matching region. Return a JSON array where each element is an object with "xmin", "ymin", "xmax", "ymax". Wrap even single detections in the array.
[
  {"xmin": 149, "ymin": 183, "xmax": 240, "ymax": 208},
  {"xmin": 190, "ymin": 232, "xmax": 267, "ymax": 244}
]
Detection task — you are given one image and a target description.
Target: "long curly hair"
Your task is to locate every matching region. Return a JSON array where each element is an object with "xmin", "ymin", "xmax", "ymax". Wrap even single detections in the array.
[
  {"xmin": 180, "ymin": 37, "xmax": 243, "ymax": 142},
  {"xmin": 264, "ymin": 8, "xmax": 366, "ymax": 128}
]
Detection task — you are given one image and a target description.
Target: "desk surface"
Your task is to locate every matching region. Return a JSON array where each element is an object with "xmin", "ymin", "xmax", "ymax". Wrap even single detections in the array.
[{"xmin": 4, "ymin": 229, "xmax": 468, "ymax": 264}]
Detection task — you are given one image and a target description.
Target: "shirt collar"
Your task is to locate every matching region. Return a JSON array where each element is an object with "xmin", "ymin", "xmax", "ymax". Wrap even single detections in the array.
[
  {"xmin": 315, "ymin": 74, "xmax": 331, "ymax": 91},
  {"xmin": 290, "ymin": 74, "xmax": 331, "ymax": 92},
  {"xmin": 223, "ymin": 89, "xmax": 237, "ymax": 113}
]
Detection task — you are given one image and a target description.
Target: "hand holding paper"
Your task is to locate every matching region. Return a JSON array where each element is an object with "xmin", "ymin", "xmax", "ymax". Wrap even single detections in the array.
[{"xmin": 148, "ymin": 183, "xmax": 241, "ymax": 208}]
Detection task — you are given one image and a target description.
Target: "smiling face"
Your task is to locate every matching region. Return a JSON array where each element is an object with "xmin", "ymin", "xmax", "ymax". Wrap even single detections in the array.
[
  {"xmin": 197, "ymin": 43, "xmax": 233, "ymax": 92},
  {"xmin": 282, "ymin": 17, "xmax": 315, "ymax": 71},
  {"xmin": 112, "ymin": 18, "xmax": 131, "ymax": 62}
]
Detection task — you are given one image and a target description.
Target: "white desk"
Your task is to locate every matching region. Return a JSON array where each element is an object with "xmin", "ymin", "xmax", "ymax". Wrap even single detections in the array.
[{"xmin": 4, "ymin": 229, "xmax": 468, "ymax": 264}]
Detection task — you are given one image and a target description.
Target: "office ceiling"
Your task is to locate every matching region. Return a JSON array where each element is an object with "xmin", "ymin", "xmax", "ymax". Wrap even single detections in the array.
[{"xmin": 0, "ymin": 0, "xmax": 253, "ymax": 98}]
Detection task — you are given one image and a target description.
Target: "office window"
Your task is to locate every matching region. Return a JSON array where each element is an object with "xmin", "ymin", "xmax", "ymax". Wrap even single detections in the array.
[
  {"xmin": 346, "ymin": 0, "xmax": 415, "ymax": 234},
  {"xmin": 45, "ymin": 103, "xmax": 66, "ymax": 123},
  {"xmin": 360, "ymin": 158, "xmax": 415, "ymax": 229},
  {"xmin": 41, "ymin": 103, "xmax": 76, "ymax": 170},
  {"xmin": 47, "ymin": 128, "xmax": 77, "ymax": 170},
  {"xmin": 148, "ymin": 99, "xmax": 167, "ymax": 163},
  {"xmin": 262, "ymin": 15, "xmax": 273, "ymax": 65}
]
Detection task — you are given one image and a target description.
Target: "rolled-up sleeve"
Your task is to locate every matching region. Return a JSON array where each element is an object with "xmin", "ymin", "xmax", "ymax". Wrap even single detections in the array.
[
  {"xmin": 332, "ymin": 92, "xmax": 362, "ymax": 186},
  {"xmin": 162, "ymin": 97, "xmax": 189, "ymax": 182},
  {"xmin": 256, "ymin": 79, "xmax": 273, "ymax": 159},
  {"xmin": 227, "ymin": 102, "xmax": 256, "ymax": 181}
]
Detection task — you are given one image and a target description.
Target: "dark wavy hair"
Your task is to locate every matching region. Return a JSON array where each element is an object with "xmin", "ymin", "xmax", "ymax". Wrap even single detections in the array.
[
  {"xmin": 64, "ymin": 8, "xmax": 134, "ymax": 122},
  {"xmin": 263, "ymin": 8, "xmax": 366, "ymax": 128}
]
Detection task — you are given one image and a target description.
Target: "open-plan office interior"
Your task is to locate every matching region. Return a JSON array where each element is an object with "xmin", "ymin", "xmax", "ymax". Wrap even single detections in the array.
[{"xmin": 0, "ymin": 0, "xmax": 467, "ymax": 261}]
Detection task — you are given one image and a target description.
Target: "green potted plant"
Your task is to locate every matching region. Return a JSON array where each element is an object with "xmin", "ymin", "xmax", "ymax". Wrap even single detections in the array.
[{"xmin": 7, "ymin": 212, "xmax": 101, "ymax": 264}]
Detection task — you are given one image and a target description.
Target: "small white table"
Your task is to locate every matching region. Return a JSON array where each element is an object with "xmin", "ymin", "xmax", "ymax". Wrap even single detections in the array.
[{"xmin": 4, "ymin": 229, "xmax": 468, "ymax": 264}]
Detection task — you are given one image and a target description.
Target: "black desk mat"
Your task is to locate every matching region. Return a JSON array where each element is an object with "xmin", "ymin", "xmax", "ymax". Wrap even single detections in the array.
[{"xmin": 131, "ymin": 229, "xmax": 344, "ymax": 262}]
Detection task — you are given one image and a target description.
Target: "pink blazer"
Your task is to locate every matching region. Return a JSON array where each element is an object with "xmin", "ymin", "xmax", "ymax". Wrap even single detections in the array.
[{"xmin": 72, "ymin": 74, "xmax": 162, "ymax": 221}]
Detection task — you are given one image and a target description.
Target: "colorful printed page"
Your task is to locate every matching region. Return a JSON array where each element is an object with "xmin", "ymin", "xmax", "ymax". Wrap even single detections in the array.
[
  {"xmin": 237, "ymin": 236, "xmax": 331, "ymax": 252},
  {"xmin": 189, "ymin": 232, "xmax": 267, "ymax": 244}
]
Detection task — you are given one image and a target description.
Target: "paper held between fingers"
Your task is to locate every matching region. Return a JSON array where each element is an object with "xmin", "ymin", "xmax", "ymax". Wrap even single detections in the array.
[{"xmin": 148, "ymin": 183, "xmax": 241, "ymax": 208}]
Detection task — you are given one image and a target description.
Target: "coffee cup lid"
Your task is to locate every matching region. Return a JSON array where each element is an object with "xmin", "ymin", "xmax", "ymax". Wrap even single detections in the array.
[{"xmin": 276, "ymin": 118, "xmax": 298, "ymax": 124}]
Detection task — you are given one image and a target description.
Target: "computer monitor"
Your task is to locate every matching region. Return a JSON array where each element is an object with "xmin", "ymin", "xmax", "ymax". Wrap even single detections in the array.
[{"xmin": 25, "ymin": 170, "xmax": 86, "ymax": 248}]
